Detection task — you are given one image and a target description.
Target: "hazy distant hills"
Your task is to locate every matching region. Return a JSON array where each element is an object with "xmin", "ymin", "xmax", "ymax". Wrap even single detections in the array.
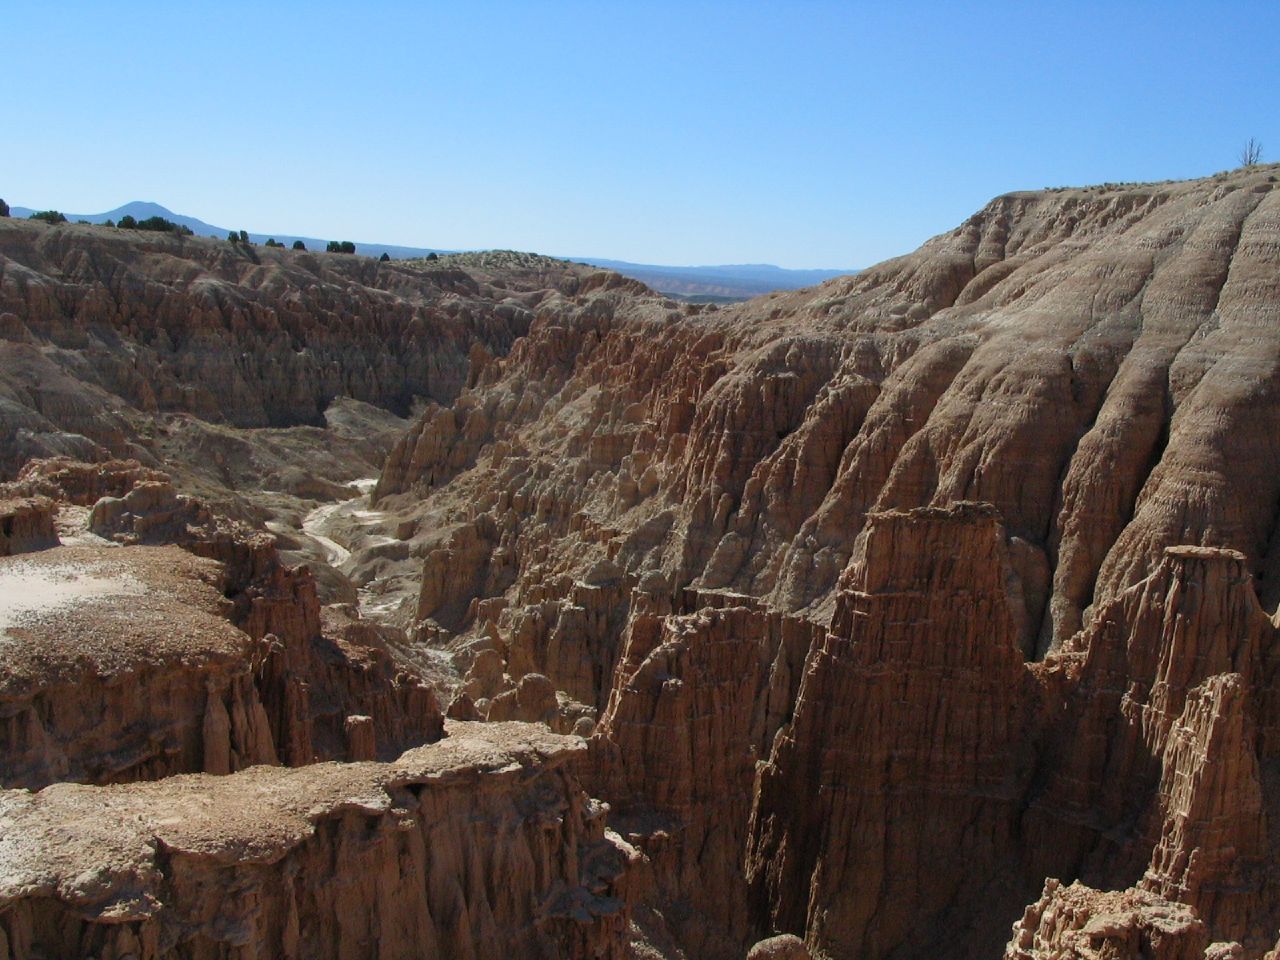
[
  {"xmin": 8, "ymin": 201, "xmax": 856, "ymax": 300},
  {"xmin": 574, "ymin": 258, "xmax": 853, "ymax": 300},
  {"xmin": 8, "ymin": 201, "xmax": 449, "ymax": 262}
]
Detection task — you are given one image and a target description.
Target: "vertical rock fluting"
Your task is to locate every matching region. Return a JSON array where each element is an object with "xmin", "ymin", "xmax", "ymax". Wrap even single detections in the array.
[
  {"xmin": 0, "ymin": 546, "xmax": 284, "ymax": 790},
  {"xmin": 0, "ymin": 223, "xmax": 577, "ymax": 444},
  {"xmin": 1020, "ymin": 546, "xmax": 1279, "ymax": 954},
  {"xmin": 584, "ymin": 597, "xmax": 816, "ymax": 959},
  {"xmin": 0, "ymin": 724, "xmax": 634, "ymax": 960},
  {"xmin": 0, "ymin": 463, "xmax": 443, "ymax": 788},
  {"xmin": 747, "ymin": 503, "xmax": 1034, "ymax": 959}
]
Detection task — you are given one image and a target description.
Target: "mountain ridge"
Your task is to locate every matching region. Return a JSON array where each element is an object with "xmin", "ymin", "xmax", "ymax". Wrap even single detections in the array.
[{"xmin": 7, "ymin": 200, "xmax": 856, "ymax": 299}]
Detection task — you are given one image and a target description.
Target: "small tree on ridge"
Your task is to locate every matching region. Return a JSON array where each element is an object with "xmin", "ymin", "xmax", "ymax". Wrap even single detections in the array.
[{"xmin": 1240, "ymin": 138, "xmax": 1264, "ymax": 167}]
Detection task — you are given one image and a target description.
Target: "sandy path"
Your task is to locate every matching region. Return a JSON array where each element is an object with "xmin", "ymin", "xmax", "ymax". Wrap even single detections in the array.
[{"xmin": 300, "ymin": 479, "xmax": 402, "ymax": 620}]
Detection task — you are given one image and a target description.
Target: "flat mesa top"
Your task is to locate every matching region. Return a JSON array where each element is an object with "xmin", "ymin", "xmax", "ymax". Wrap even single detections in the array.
[
  {"xmin": 0, "ymin": 544, "xmax": 248, "ymax": 692},
  {"xmin": 0, "ymin": 721, "xmax": 583, "ymax": 920}
]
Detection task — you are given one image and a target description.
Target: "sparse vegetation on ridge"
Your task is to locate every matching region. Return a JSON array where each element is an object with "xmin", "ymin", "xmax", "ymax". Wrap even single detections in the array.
[{"xmin": 1241, "ymin": 137, "xmax": 1264, "ymax": 167}]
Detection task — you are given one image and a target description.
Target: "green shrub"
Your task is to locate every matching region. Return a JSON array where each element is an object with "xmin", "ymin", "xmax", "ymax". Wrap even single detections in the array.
[
  {"xmin": 29, "ymin": 210, "xmax": 67, "ymax": 225},
  {"xmin": 0, "ymin": 199, "xmax": 9, "ymax": 217},
  {"xmin": 135, "ymin": 215, "xmax": 191, "ymax": 234},
  {"xmin": 379, "ymin": 252, "xmax": 390, "ymax": 261},
  {"xmin": 292, "ymin": 240, "xmax": 306, "ymax": 251},
  {"xmin": 118, "ymin": 214, "xmax": 139, "ymax": 228}
]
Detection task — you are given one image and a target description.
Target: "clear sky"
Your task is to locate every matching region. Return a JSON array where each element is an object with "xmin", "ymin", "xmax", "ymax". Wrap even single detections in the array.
[{"xmin": 6, "ymin": 1, "xmax": 1278, "ymax": 268}]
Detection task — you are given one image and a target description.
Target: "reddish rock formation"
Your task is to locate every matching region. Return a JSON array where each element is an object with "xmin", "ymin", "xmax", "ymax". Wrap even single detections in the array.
[
  {"xmin": 356, "ymin": 165, "xmax": 1280, "ymax": 960},
  {"xmin": 9, "ymin": 457, "xmax": 168, "ymax": 505},
  {"xmin": 4, "ymin": 166, "xmax": 1280, "ymax": 959},
  {"xmin": 0, "ymin": 226, "xmax": 598, "ymax": 452},
  {"xmin": 0, "ymin": 545, "xmax": 279, "ymax": 788},
  {"xmin": 747, "ymin": 503, "xmax": 1035, "ymax": 958},
  {"xmin": 1018, "ymin": 545, "xmax": 1280, "ymax": 955},
  {"xmin": 0, "ymin": 460, "xmax": 444, "ymax": 789}
]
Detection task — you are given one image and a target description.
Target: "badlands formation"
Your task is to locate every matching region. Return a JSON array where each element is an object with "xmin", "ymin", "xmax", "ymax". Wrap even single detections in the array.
[{"xmin": 0, "ymin": 163, "xmax": 1279, "ymax": 959}]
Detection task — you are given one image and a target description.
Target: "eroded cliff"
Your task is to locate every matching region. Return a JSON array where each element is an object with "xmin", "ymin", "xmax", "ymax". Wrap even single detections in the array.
[
  {"xmin": 4, "ymin": 165, "xmax": 1280, "ymax": 959},
  {"xmin": 365, "ymin": 164, "xmax": 1280, "ymax": 959}
]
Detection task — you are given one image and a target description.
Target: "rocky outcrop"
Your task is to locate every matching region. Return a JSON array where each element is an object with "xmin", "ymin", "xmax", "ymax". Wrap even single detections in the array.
[
  {"xmin": 1019, "ymin": 545, "xmax": 1280, "ymax": 955},
  {"xmin": 6, "ymin": 167, "xmax": 1280, "ymax": 959},
  {"xmin": 8, "ymin": 457, "xmax": 168, "ymax": 505},
  {"xmin": 0, "ymin": 545, "xmax": 280, "ymax": 789},
  {"xmin": 0, "ymin": 459, "xmax": 445, "ymax": 789},
  {"xmin": 0, "ymin": 227, "xmax": 564, "ymax": 429},
  {"xmin": 747, "ymin": 935, "xmax": 812, "ymax": 960},
  {"xmin": 1005, "ymin": 880, "xmax": 1209, "ymax": 960},
  {"xmin": 0, "ymin": 722, "xmax": 634, "ymax": 960},
  {"xmin": 381, "ymin": 167, "xmax": 1280, "ymax": 648},
  {"xmin": 0, "ymin": 496, "xmax": 56, "ymax": 555}
]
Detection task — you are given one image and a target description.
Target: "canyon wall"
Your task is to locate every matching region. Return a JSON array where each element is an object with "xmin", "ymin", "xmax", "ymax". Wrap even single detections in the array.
[
  {"xmin": 373, "ymin": 165, "xmax": 1280, "ymax": 958},
  {"xmin": 4, "ymin": 165, "xmax": 1280, "ymax": 958},
  {"xmin": 0, "ymin": 225, "xmax": 638, "ymax": 476}
]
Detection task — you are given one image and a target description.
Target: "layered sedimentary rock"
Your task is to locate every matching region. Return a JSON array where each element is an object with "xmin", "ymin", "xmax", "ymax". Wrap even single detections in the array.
[
  {"xmin": 361, "ymin": 167, "xmax": 1280, "ymax": 958},
  {"xmin": 585, "ymin": 593, "xmax": 815, "ymax": 959},
  {"xmin": 1018, "ymin": 545, "xmax": 1280, "ymax": 956},
  {"xmin": 0, "ymin": 460, "xmax": 444, "ymax": 789},
  {"xmin": 0, "ymin": 545, "xmax": 278, "ymax": 788},
  {"xmin": 0, "ymin": 723, "xmax": 632, "ymax": 960},
  {"xmin": 748, "ymin": 503, "xmax": 1034, "ymax": 958},
  {"xmin": 0, "ymin": 497, "xmax": 57, "ymax": 556},
  {"xmin": 5, "ymin": 166, "xmax": 1280, "ymax": 959},
  {"xmin": 0, "ymin": 225, "xmax": 583, "ymax": 435},
  {"xmin": 381, "ymin": 166, "xmax": 1280, "ymax": 651}
]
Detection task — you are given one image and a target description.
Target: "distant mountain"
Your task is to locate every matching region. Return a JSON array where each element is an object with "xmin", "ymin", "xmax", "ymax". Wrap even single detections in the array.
[
  {"xmin": 571, "ymin": 258, "xmax": 855, "ymax": 300},
  {"xmin": 7, "ymin": 201, "xmax": 856, "ymax": 298},
  {"xmin": 8, "ymin": 202, "xmax": 451, "ymax": 261}
]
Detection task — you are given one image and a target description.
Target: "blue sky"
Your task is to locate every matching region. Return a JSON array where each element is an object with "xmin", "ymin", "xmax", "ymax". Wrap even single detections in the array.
[{"xmin": 6, "ymin": 2, "xmax": 1278, "ymax": 268}]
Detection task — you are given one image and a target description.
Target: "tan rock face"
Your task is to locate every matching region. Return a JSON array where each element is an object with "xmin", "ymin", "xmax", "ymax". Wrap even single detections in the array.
[
  {"xmin": 0, "ymin": 227, "xmax": 583, "ymax": 443},
  {"xmin": 355, "ymin": 166, "xmax": 1280, "ymax": 958},
  {"xmin": 746, "ymin": 934, "xmax": 812, "ymax": 960},
  {"xmin": 0, "ymin": 723, "xmax": 631, "ymax": 960},
  {"xmin": 0, "ymin": 463, "xmax": 444, "ymax": 789},
  {"xmin": 5, "ymin": 167, "xmax": 1280, "ymax": 959},
  {"xmin": 748, "ymin": 503, "xmax": 1034, "ymax": 958},
  {"xmin": 0, "ymin": 497, "xmax": 57, "ymax": 556},
  {"xmin": 1006, "ymin": 880, "xmax": 1209, "ymax": 960}
]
